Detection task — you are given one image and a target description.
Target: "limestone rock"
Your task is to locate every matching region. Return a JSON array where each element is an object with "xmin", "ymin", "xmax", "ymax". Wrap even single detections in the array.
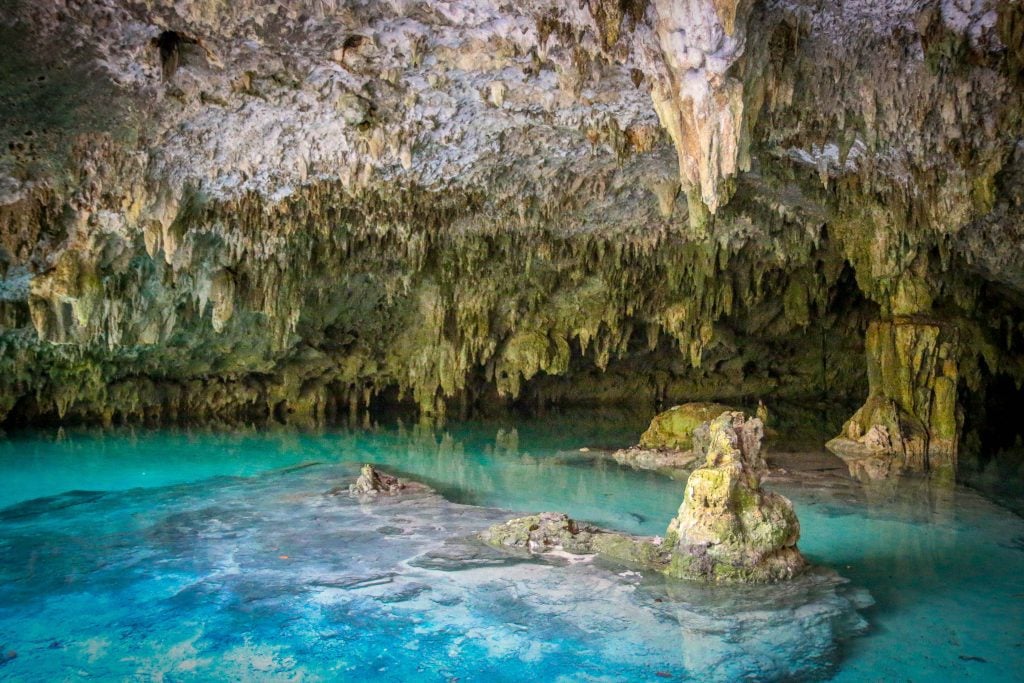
[
  {"xmin": 481, "ymin": 512, "xmax": 602, "ymax": 555},
  {"xmin": 612, "ymin": 402, "xmax": 741, "ymax": 472},
  {"xmin": 486, "ymin": 413, "xmax": 805, "ymax": 583},
  {"xmin": 480, "ymin": 512, "xmax": 667, "ymax": 566},
  {"xmin": 0, "ymin": 0, "xmax": 1022, "ymax": 489},
  {"xmin": 649, "ymin": 0, "xmax": 756, "ymax": 217},
  {"xmin": 828, "ymin": 320, "xmax": 960, "ymax": 483},
  {"xmin": 612, "ymin": 445, "xmax": 702, "ymax": 472},
  {"xmin": 348, "ymin": 464, "xmax": 406, "ymax": 496},
  {"xmin": 640, "ymin": 402, "xmax": 736, "ymax": 450},
  {"xmin": 664, "ymin": 412, "xmax": 806, "ymax": 582}
]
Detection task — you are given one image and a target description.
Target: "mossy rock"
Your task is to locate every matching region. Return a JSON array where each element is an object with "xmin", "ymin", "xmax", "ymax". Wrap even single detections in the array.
[
  {"xmin": 664, "ymin": 412, "xmax": 806, "ymax": 583},
  {"xmin": 480, "ymin": 512, "xmax": 598, "ymax": 554},
  {"xmin": 481, "ymin": 512, "xmax": 669, "ymax": 567},
  {"xmin": 638, "ymin": 402, "xmax": 734, "ymax": 450},
  {"xmin": 663, "ymin": 546, "xmax": 805, "ymax": 583},
  {"xmin": 591, "ymin": 533, "xmax": 665, "ymax": 566}
]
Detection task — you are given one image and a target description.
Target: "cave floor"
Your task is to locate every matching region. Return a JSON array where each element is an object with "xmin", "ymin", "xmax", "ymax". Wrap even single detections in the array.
[{"xmin": 0, "ymin": 415, "xmax": 1021, "ymax": 681}]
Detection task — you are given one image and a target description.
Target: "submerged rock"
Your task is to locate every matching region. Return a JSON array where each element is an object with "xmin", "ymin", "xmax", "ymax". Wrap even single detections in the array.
[
  {"xmin": 611, "ymin": 445, "xmax": 702, "ymax": 472},
  {"xmin": 487, "ymin": 412, "xmax": 805, "ymax": 583},
  {"xmin": 481, "ymin": 512, "xmax": 600, "ymax": 555},
  {"xmin": 480, "ymin": 512, "xmax": 666, "ymax": 566},
  {"xmin": 664, "ymin": 412, "xmax": 805, "ymax": 582}
]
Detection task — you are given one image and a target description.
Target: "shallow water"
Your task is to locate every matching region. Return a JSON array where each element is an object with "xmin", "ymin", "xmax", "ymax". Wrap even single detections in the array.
[{"xmin": 0, "ymin": 416, "xmax": 1021, "ymax": 681}]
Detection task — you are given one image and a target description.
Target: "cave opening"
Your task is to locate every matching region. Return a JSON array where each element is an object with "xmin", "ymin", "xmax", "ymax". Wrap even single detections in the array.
[{"xmin": 961, "ymin": 365, "xmax": 1024, "ymax": 488}]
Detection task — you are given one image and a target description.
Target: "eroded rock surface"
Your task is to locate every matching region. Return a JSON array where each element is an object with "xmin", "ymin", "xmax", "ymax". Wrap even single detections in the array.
[
  {"xmin": 347, "ymin": 463, "xmax": 412, "ymax": 496},
  {"xmin": 487, "ymin": 411, "xmax": 805, "ymax": 582},
  {"xmin": 828, "ymin": 320, "xmax": 960, "ymax": 483},
  {"xmin": 664, "ymin": 411, "xmax": 805, "ymax": 582},
  {"xmin": 641, "ymin": 402, "xmax": 736, "ymax": 450},
  {"xmin": 480, "ymin": 511, "xmax": 665, "ymax": 566},
  {"xmin": 613, "ymin": 402, "xmax": 751, "ymax": 472},
  {"xmin": 0, "ymin": 0, "xmax": 1022, "ymax": 489}
]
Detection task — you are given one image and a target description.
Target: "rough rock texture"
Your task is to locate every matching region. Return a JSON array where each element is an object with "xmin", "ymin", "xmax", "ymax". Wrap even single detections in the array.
[
  {"xmin": 347, "ymin": 463, "xmax": 407, "ymax": 496},
  {"xmin": 613, "ymin": 401, "xmax": 737, "ymax": 471},
  {"xmin": 612, "ymin": 444, "xmax": 703, "ymax": 472},
  {"xmin": 640, "ymin": 401, "xmax": 736, "ymax": 449},
  {"xmin": 1, "ymin": 0, "xmax": 1023, "ymax": 487},
  {"xmin": 486, "ymin": 412, "xmax": 805, "ymax": 582},
  {"xmin": 827, "ymin": 319, "xmax": 960, "ymax": 482},
  {"xmin": 480, "ymin": 511, "xmax": 666, "ymax": 565},
  {"xmin": 665, "ymin": 411, "xmax": 805, "ymax": 582}
]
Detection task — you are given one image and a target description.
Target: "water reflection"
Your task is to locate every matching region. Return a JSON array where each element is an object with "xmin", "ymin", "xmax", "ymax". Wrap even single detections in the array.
[
  {"xmin": 0, "ymin": 461, "xmax": 870, "ymax": 681},
  {"xmin": 0, "ymin": 413, "xmax": 1022, "ymax": 681}
]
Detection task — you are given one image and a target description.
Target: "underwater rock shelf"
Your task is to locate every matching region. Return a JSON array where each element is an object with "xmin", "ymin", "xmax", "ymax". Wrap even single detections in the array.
[{"xmin": 0, "ymin": 443, "xmax": 897, "ymax": 681}]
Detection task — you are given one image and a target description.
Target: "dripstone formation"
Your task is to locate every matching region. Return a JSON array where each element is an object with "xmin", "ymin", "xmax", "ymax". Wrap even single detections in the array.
[
  {"xmin": 484, "ymin": 410, "xmax": 806, "ymax": 583},
  {"xmin": 827, "ymin": 320, "xmax": 960, "ymax": 483},
  {"xmin": 664, "ymin": 411, "xmax": 804, "ymax": 582},
  {"xmin": 1, "ymin": 1, "xmax": 1023, "ymax": 488}
]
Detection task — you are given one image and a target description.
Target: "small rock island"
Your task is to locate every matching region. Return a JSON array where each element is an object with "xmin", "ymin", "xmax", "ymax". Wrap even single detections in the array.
[
  {"xmin": 484, "ymin": 409, "xmax": 805, "ymax": 583},
  {"xmin": 612, "ymin": 402, "xmax": 736, "ymax": 472}
]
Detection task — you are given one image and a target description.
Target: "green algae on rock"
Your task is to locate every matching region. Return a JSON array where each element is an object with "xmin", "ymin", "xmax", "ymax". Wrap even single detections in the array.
[
  {"xmin": 827, "ymin": 320, "xmax": 960, "ymax": 483},
  {"xmin": 613, "ymin": 402, "xmax": 738, "ymax": 472},
  {"xmin": 664, "ymin": 412, "xmax": 805, "ymax": 582},
  {"xmin": 639, "ymin": 402, "xmax": 736, "ymax": 450},
  {"xmin": 484, "ymin": 411, "xmax": 806, "ymax": 583},
  {"xmin": 479, "ymin": 511, "xmax": 667, "ymax": 566}
]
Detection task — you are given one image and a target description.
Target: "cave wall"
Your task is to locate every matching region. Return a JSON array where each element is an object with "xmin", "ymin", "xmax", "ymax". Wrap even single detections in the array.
[{"xmin": 0, "ymin": 0, "xmax": 1023, "ymax": 483}]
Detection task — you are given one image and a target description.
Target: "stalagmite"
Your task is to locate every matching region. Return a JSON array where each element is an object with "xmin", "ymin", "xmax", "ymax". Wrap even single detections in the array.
[
  {"xmin": 663, "ymin": 411, "xmax": 804, "ymax": 581},
  {"xmin": 485, "ymin": 411, "xmax": 806, "ymax": 583}
]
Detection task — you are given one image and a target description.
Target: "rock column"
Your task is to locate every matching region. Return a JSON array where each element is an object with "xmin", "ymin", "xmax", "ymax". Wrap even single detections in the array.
[{"xmin": 827, "ymin": 319, "xmax": 960, "ymax": 482}]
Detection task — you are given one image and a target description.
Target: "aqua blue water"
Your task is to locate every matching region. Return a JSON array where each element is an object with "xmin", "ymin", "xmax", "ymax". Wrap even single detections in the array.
[{"xmin": 0, "ymin": 416, "xmax": 1021, "ymax": 681}]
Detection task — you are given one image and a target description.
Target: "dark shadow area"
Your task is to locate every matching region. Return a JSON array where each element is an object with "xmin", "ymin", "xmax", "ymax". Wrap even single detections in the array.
[{"xmin": 960, "ymin": 364, "xmax": 1024, "ymax": 515}]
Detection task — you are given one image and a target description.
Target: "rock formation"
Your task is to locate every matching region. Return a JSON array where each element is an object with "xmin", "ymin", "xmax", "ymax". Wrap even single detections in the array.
[
  {"xmin": 613, "ymin": 401, "xmax": 738, "ymax": 471},
  {"xmin": 486, "ymin": 411, "xmax": 806, "ymax": 582},
  {"xmin": 664, "ymin": 411, "xmax": 804, "ymax": 582},
  {"xmin": 827, "ymin": 320, "xmax": 960, "ymax": 483},
  {"xmin": 0, "ymin": 0, "xmax": 1023, "ymax": 488},
  {"xmin": 480, "ymin": 511, "xmax": 665, "ymax": 566},
  {"xmin": 348, "ymin": 464, "xmax": 407, "ymax": 496}
]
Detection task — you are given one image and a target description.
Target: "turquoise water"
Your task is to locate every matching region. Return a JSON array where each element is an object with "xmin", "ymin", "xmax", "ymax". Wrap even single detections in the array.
[{"xmin": 0, "ymin": 416, "xmax": 1021, "ymax": 681}]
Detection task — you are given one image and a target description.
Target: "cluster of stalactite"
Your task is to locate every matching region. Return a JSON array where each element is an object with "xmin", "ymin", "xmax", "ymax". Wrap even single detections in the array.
[
  {"xmin": 2, "ymin": 151, "xmax": 1022, "ymax": 437},
  {"xmin": 2, "ymin": 0, "xmax": 1024, "ymax": 493},
  {"xmin": 0, "ymin": 167, "xmax": 863, "ymax": 424}
]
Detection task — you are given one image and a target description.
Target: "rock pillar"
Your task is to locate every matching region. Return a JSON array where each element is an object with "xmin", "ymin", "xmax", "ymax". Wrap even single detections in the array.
[
  {"xmin": 664, "ymin": 412, "xmax": 806, "ymax": 582},
  {"xmin": 827, "ymin": 319, "xmax": 960, "ymax": 482}
]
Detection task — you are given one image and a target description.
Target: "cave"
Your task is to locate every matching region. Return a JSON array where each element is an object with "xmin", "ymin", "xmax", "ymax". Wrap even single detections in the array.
[{"xmin": 0, "ymin": 0, "xmax": 1022, "ymax": 679}]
